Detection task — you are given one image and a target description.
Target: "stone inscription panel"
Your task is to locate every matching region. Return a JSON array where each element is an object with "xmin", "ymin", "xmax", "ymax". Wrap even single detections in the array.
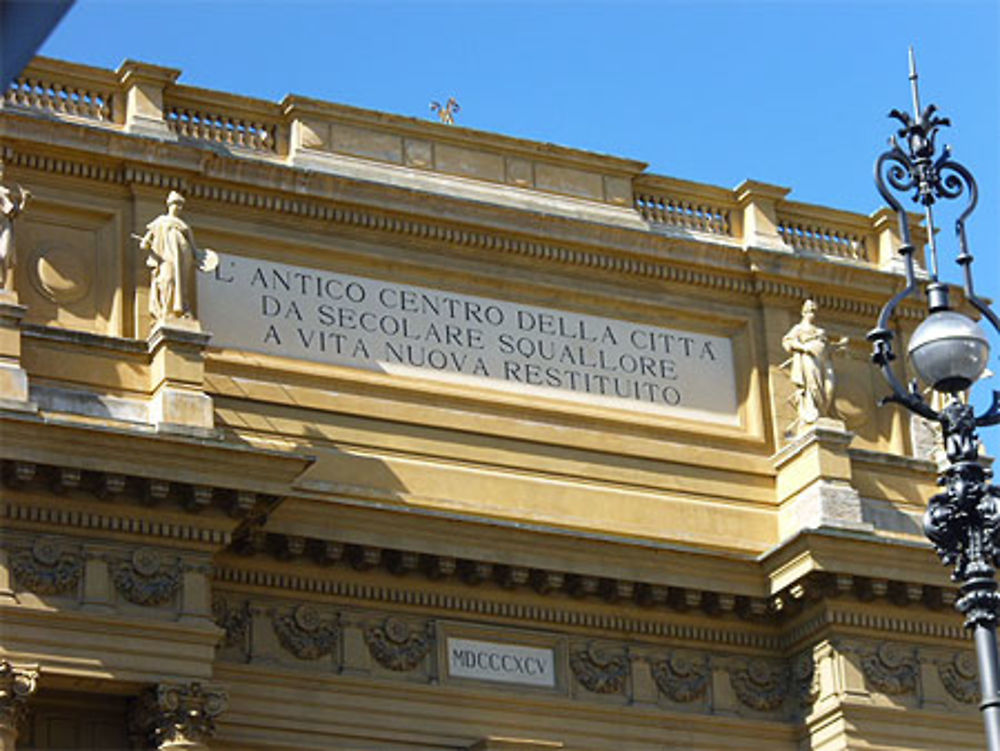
[
  {"xmin": 199, "ymin": 254, "xmax": 739, "ymax": 424},
  {"xmin": 446, "ymin": 637, "xmax": 556, "ymax": 687}
]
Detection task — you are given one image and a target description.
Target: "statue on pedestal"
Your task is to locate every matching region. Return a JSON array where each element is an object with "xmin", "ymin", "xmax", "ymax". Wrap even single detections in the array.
[
  {"xmin": 136, "ymin": 191, "xmax": 218, "ymax": 323},
  {"xmin": 781, "ymin": 299, "xmax": 847, "ymax": 435},
  {"xmin": 0, "ymin": 182, "xmax": 31, "ymax": 291}
]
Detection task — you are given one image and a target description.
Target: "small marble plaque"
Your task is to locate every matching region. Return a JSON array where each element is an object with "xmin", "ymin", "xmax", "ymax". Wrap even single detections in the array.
[
  {"xmin": 446, "ymin": 637, "xmax": 555, "ymax": 687},
  {"xmin": 199, "ymin": 254, "xmax": 739, "ymax": 424}
]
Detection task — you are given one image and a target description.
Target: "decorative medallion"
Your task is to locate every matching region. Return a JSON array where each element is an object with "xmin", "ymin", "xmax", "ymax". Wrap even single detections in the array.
[
  {"xmin": 939, "ymin": 651, "xmax": 980, "ymax": 704},
  {"xmin": 651, "ymin": 650, "xmax": 709, "ymax": 703},
  {"xmin": 860, "ymin": 642, "xmax": 918, "ymax": 696},
  {"xmin": 272, "ymin": 604, "xmax": 338, "ymax": 660},
  {"xmin": 129, "ymin": 681, "xmax": 227, "ymax": 749},
  {"xmin": 28, "ymin": 245, "xmax": 92, "ymax": 304},
  {"xmin": 730, "ymin": 658, "xmax": 788, "ymax": 712},
  {"xmin": 364, "ymin": 616, "xmax": 432, "ymax": 672},
  {"xmin": 211, "ymin": 595, "xmax": 251, "ymax": 654},
  {"xmin": 112, "ymin": 548, "xmax": 182, "ymax": 606},
  {"xmin": 10, "ymin": 537, "xmax": 82, "ymax": 595},
  {"xmin": 569, "ymin": 646, "xmax": 629, "ymax": 695}
]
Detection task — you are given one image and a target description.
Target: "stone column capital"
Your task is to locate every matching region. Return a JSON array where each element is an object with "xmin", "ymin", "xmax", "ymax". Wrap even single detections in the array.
[
  {"xmin": 0, "ymin": 660, "xmax": 39, "ymax": 738},
  {"xmin": 129, "ymin": 681, "xmax": 227, "ymax": 750}
]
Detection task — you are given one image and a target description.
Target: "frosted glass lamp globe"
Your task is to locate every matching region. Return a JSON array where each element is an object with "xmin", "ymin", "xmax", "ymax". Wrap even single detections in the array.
[{"xmin": 907, "ymin": 310, "xmax": 991, "ymax": 394}]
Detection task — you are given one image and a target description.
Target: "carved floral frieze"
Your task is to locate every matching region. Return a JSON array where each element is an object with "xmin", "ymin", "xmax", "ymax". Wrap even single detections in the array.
[
  {"xmin": 730, "ymin": 658, "xmax": 788, "ymax": 712},
  {"xmin": 651, "ymin": 650, "xmax": 709, "ymax": 703},
  {"xmin": 129, "ymin": 682, "xmax": 227, "ymax": 749},
  {"xmin": 860, "ymin": 642, "xmax": 918, "ymax": 696},
  {"xmin": 112, "ymin": 548, "xmax": 182, "ymax": 606},
  {"xmin": 570, "ymin": 646, "xmax": 629, "ymax": 695},
  {"xmin": 939, "ymin": 651, "xmax": 980, "ymax": 704},
  {"xmin": 364, "ymin": 616, "xmax": 431, "ymax": 672},
  {"xmin": 10, "ymin": 537, "xmax": 82, "ymax": 595},
  {"xmin": 272, "ymin": 604, "xmax": 339, "ymax": 660}
]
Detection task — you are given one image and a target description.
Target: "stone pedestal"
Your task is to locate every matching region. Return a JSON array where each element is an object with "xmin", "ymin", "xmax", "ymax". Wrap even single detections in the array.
[
  {"xmin": 0, "ymin": 291, "xmax": 35, "ymax": 412},
  {"xmin": 147, "ymin": 319, "xmax": 214, "ymax": 435},
  {"xmin": 735, "ymin": 179, "xmax": 792, "ymax": 252},
  {"xmin": 774, "ymin": 419, "xmax": 873, "ymax": 540},
  {"xmin": 117, "ymin": 61, "xmax": 181, "ymax": 140}
]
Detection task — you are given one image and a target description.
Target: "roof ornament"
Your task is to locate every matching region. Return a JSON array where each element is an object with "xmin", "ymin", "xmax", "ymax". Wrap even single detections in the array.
[{"xmin": 430, "ymin": 97, "xmax": 460, "ymax": 125}]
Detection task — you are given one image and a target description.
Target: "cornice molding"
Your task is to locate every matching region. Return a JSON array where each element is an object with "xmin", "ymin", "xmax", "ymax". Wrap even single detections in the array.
[{"xmin": 0, "ymin": 133, "xmax": 919, "ymax": 315}]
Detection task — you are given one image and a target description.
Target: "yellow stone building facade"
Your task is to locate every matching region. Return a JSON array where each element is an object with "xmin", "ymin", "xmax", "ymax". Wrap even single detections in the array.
[{"xmin": 0, "ymin": 57, "xmax": 983, "ymax": 750}]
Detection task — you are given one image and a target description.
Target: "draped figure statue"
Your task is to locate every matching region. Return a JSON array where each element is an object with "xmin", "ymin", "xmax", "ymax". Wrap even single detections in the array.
[
  {"xmin": 782, "ymin": 300, "xmax": 846, "ymax": 435},
  {"xmin": 0, "ymin": 182, "xmax": 31, "ymax": 291},
  {"xmin": 138, "ymin": 191, "xmax": 217, "ymax": 322}
]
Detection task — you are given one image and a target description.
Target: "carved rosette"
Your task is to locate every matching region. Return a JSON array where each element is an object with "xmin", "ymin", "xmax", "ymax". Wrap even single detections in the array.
[
  {"xmin": 272, "ymin": 604, "xmax": 338, "ymax": 660},
  {"xmin": 793, "ymin": 651, "xmax": 820, "ymax": 709},
  {"xmin": 651, "ymin": 650, "xmax": 709, "ymax": 703},
  {"xmin": 730, "ymin": 658, "xmax": 789, "ymax": 712},
  {"xmin": 212, "ymin": 594, "xmax": 251, "ymax": 655},
  {"xmin": 113, "ymin": 548, "xmax": 182, "ymax": 606},
  {"xmin": 129, "ymin": 682, "xmax": 227, "ymax": 749},
  {"xmin": 10, "ymin": 537, "xmax": 82, "ymax": 595},
  {"xmin": 570, "ymin": 646, "xmax": 629, "ymax": 695},
  {"xmin": 363, "ymin": 616, "xmax": 431, "ymax": 672},
  {"xmin": 0, "ymin": 660, "xmax": 38, "ymax": 734},
  {"xmin": 861, "ymin": 642, "xmax": 918, "ymax": 696},
  {"xmin": 939, "ymin": 651, "xmax": 980, "ymax": 704}
]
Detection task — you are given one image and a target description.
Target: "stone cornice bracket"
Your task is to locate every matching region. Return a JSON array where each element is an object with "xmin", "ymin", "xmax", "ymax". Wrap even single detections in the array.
[
  {"xmin": 0, "ymin": 290, "xmax": 36, "ymax": 413},
  {"xmin": 147, "ymin": 319, "xmax": 215, "ymax": 436},
  {"xmin": 128, "ymin": 681, "xmax": 227, "ymax": 751},
  {"xmin": 0, "ymin": 660, "xmax": 39, "ymax": 743},
  {"xmin": 117, "ymin": 60, "xmax": 181, "ymax": 140},
  {"xmin": 735, "ymin": 179, "xmax": 792, "ymax": 252}
]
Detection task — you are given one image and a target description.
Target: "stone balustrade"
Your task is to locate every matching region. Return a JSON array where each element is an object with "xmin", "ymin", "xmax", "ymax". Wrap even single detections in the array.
[{"xmin": 2, "ymin": 57, "xmax": 927, "ymax": 270}]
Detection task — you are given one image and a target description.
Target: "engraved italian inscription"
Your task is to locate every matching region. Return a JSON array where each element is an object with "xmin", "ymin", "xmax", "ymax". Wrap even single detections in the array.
[{"xmin": 200, "ymin": 255, "xmax": 739, "ymax": 424}]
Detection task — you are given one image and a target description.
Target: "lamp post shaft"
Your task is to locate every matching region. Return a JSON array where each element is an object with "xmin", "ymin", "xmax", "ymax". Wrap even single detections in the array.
[{"xmin": 974, "ymin": 623, "xmax": 1000, "ymax": 751}]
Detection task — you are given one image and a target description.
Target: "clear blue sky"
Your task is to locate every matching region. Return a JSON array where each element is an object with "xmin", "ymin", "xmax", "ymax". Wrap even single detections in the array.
[{"xmin": 39, "ymin": 0, "xmax": 1000, "ymax": 458}]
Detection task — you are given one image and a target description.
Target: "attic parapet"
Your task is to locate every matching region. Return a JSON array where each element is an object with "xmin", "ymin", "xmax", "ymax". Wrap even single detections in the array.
[{"xmin": 2, "ymin": 57, "xmax": 925, "ymax": 269}]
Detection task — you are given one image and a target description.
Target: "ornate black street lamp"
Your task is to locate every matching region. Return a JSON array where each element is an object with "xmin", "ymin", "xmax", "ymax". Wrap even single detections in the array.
[{"xmin": 868, "ymin": 50, "xmax": 1000, "ymax": 749}]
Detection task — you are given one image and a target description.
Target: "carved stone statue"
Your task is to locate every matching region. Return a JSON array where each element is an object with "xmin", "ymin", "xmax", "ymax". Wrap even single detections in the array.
[
  {"xmin": 137, "ymin": 191, "xmax": 218, "ymax": 323},
  {"xmin": 781, "ymin": 300, "xmax": 847, "ymax": 435},
  {"xmin": 0, "ymin": 182, "xmax": 31, "ymax": 291}
]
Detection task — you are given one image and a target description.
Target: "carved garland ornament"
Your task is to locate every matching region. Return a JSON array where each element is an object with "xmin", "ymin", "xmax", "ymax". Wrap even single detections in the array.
[
  {"xmin": 211, "ymin": 594, "xmax": 251, "ymax": 654},
  {"xmin": 651, "ymin": 650, "xmax": 709, "ymax": 703},
  {"xmin": 939, "ymin": 651, "xmax": 980, "ymax": 704},
  {"xmin": 860, "ymin": 642, "xmax": 918, "ymax": 696},
  {"xmin": 363, "ymin": 616, "xmax": 431, "ymax": 672},
  {"xmin": 272, "ymin": 604, "xmax": 338, "ymax": 660},
  {"xmin": 112, "ymin": 548, "xmax": 182, "ymax": 606},
  {"xmin": 569, "ymin": 646, "xmax": 629, "ymax": 695},
  {"xmin": 129, "ymin": 682, "xmax": 227, "ymax": 749},
  {"xmin": 793, "ymin": 651, "xmax": 820, "ymax": 709},
  {"xmin": 10, "ymin": 537, "xmax": 82, "ymax": 595},
  {"xmin": 730, "ymin": 658, "xmax": 789, "ymax": 712},
  {"xmin": 0, "ymin": 660, "xmax": 39, "ymax": 733}
]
